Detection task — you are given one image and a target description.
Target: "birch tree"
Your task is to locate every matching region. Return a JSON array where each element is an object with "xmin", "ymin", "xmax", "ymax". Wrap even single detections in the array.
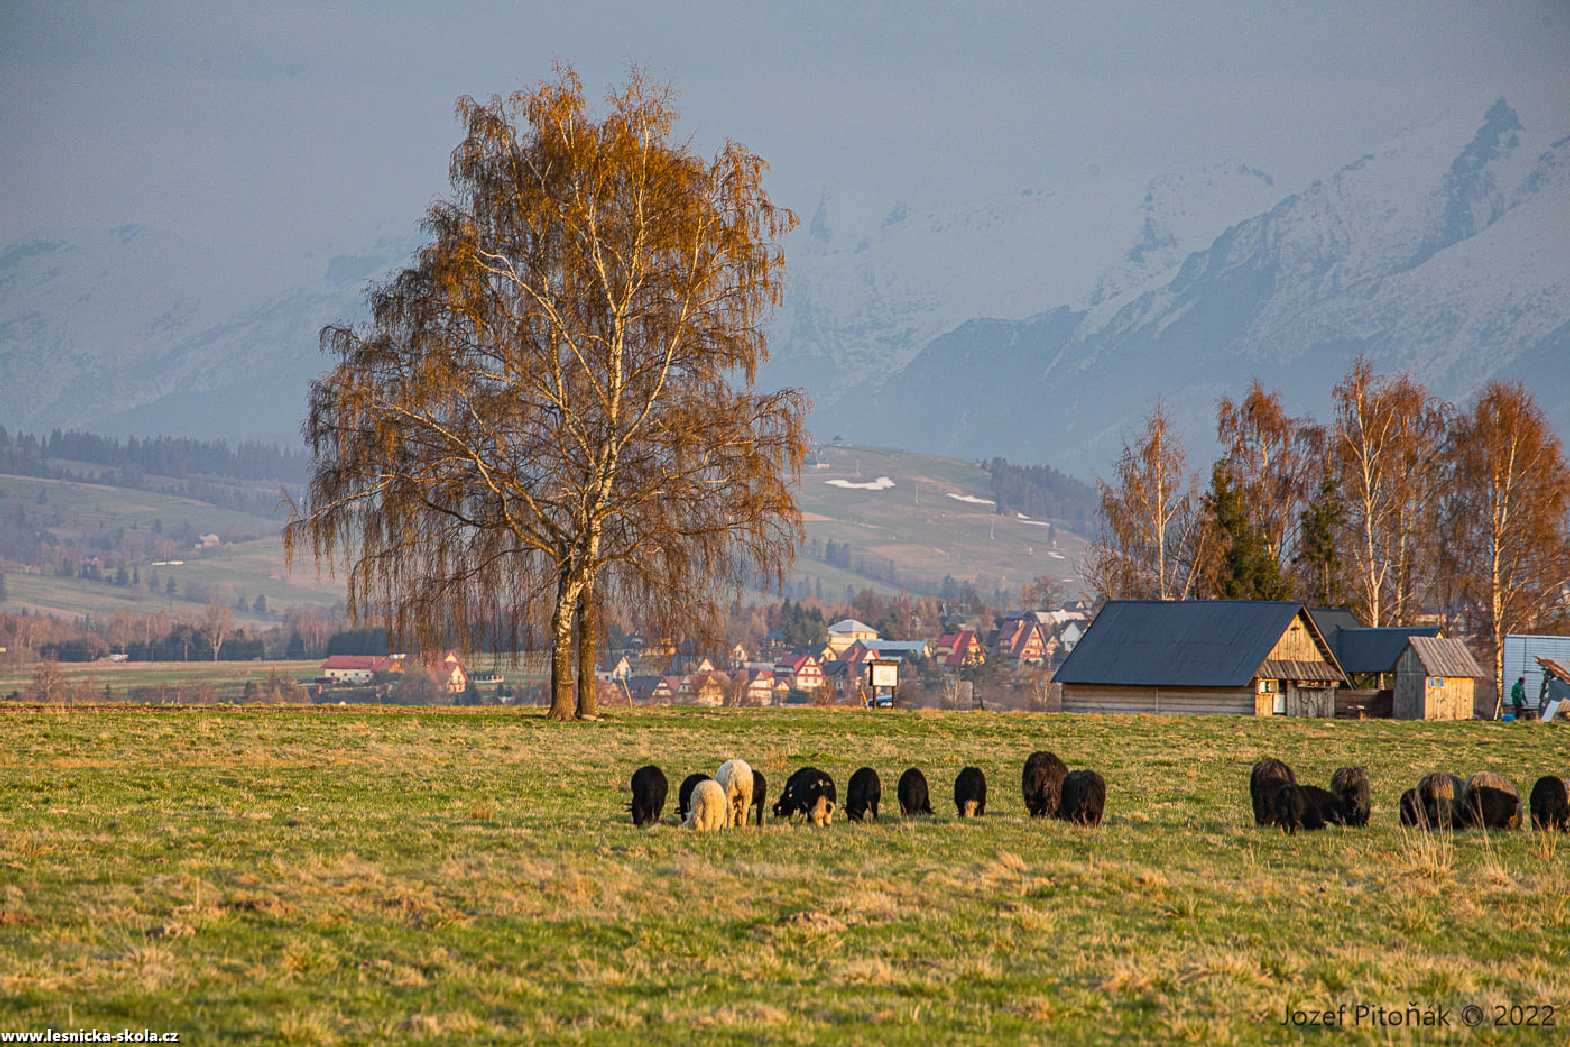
[
  {"xmin": 1447, "ymin": 382, "xmax": 1570, "ymax": 715},
  {"xmin": 287, "ymin": 68, "xmax": 806, "ymax": 720},
  {"xmin": 1087, "ymin": 403, "xmax": 1199, "ymax": 600},
  {"xmin": 1215, "ymin": 380, "xmax": 1324, "ymax": 572}
]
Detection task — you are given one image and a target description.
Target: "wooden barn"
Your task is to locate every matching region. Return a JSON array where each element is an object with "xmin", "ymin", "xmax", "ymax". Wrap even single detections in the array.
[
  {"xmin": 1392, "ymin": 637, "xmax": 1484, "ymax": 720},
  {"xmin": 1053, "ymin": 601, "xmax": 1346, "ymax": 716}
]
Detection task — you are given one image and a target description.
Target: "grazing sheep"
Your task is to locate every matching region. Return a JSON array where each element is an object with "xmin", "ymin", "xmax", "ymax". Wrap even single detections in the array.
[
  {"xmin": 846, "ymin": 767, "xmax": 883, "ymax": 822},
  {"xmin": 1057, "ymin": 769, "xmax": 1106, "ymax": 826},
  {"xmin": 684, "ymin": 779, "xmax": 728, "ymax": 832},
  {"xmin": 751, "ymin": 768, "xmax": 768, "ymax": 827},
  {"xmin": 676, "ymin": 773, "xmax": 710, "ymax": 823},
  {"xmin": 1267, "ymin": 782, "xmax": 1343, "ymax": 833},
  {"xmin": 1249, "ymin": 758, "xmax": 1297, "ymax": 826},
  {"xmin": 1021, "ymin": 750, "xmax": 1069, "ymax": 818},
  {"xmin": 1417, "ymin": 772, "xmax": 1467, "ymax": 830},
  {"xmin": 716, "ymin": 758, "xmax": 755, "ymax": 828},
  {"xmin": 954, "ymin": 766, "xmax": 987, "ymax": 818},
  {"xmin": 897, "ymin": 767, "xmax": 933, "ymax": 816},
  {"xmin": 1330, "ymin": 766, "xmax": 1371, "ymax": 827},
  {"xmin": 773, "ymin": 766, "xmax": 837, "ymax": 824},
  {"xmin": 1398, "ymin": 788, "xmax": 1426, "ymax": 828},
  {"xmin": 1460, "ymin": 772, "xmax": 1521, "ymax": 831},
  {"xmin": 1529, "ymin": 776, "xmax": 1570, "ymax": 831},
  {"xmin": 628, "ymin": 765, "xmax": 668, "ymax": 827}
]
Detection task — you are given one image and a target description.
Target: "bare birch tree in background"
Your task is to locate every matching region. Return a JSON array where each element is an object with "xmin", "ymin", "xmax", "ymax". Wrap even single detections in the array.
[
  {"xmin": 1086, "ymin": 402, "xmax": 1200, "ymax": 600},
  {"xmin": 1446, "ymin": 382, "xmax": 1570, "ymax": 715},
  {"xmin": 287, "ymin": 68, "xmax": 806, "ymax": 720},
  {"xmin": 1330, "ymin": 358, "xmax": 1445, "ymax": 625},
  {"xmin": 1215, "ymin": 380, "xmax": 1324, "ymax": 575}
]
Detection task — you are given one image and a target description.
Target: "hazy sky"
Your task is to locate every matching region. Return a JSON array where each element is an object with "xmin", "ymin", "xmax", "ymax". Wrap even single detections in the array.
[{"xmin": 4, "ymin": 1, "xmax": 1568, "ymax": 268}]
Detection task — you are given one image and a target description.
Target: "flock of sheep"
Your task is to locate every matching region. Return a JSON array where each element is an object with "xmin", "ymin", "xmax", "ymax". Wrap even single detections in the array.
[
  {"xmin": 1250, "ymin": 758, "xmax": 1570, "ymax": 833},
  {"xmin": 625, "ymin": 751, "xmax": 1106, "ymax": 830},
  {"xmin": 626, "ymin": 752, "xmax": 1570, "ymax": 835}
]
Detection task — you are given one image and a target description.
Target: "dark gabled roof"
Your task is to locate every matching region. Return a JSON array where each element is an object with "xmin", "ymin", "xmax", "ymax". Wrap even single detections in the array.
[
  {"xmin": 1307, "ymin": 607, "xmax": 1364, "ymax": 643},
  {"xmin": 1408, "ymin": 636, "xmax": 1485, "ymax": 678},
  {"xmin": 1053, "ymin": 600, "xmax": 1341, "ymax": 688},
  {"xmin": 1332, "ymin": 627, "xmax": 1441, "ymax": 675}
]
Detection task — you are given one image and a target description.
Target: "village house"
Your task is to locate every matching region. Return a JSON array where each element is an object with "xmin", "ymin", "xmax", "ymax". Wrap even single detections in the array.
[
  {"xmin": 1392, "ymin": 637, "xmax": 1485, "ymax": 720},
  {"xmin": 419, "ymin": 651, "xmax": 469, "ymax": 695},
  {"xmin": 626, "ymin": 675, "xmax": 673, "ymax": 704},
  {"xmin": 1054, "ymin": 600, "xmax": 1346, "ymax": 716},
  {"xmin": 320, "ymin": 654, "xmax": 397, "ymax": 686},
  {"xmin": 994, "ymin": 615, "xmax": 1052, "ymax": 666},
  {"xmin": 826, "ymin": 618, "xmax": 880, "ymax": 655},
  {"xmin": 935, "ymin": 628, "xmax": 986, "ymax": 670},
  {"xmin": 727, "ymin": 643, "xmax": 749, "ymax": 670},
  {"xmin": 774, "ymin": 651, "xmax": 824, "ymax": 693},
  {"xmin": 734, "ymin": 668, "xmax": 777, "ymax": 706},
  {"xmin": 680, "ymin": 671, "xmax": 728, "ymax": 707}
]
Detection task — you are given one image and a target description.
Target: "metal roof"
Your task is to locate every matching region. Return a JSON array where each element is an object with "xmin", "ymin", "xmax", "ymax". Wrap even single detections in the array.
[
  {"xmin": 1333, "ymin": 627, "xmax": 1441, "ymax": 674},
  {"xmin": 1053, "ymin": 600, "xmax": 1343, "ymax": 687},
  {"xmin": 1407, "ymin": 636, "xmax": 1485, "ymax": 678}
]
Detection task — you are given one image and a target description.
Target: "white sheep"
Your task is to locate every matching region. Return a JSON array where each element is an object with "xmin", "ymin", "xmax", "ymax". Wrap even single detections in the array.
[
  {"xmin": 684, "ymin": 779, "xmax": 728, "ymax": 832},
  {"xmin": 715, "ymin": 758, "xmax": 755, "ymax": 829}
]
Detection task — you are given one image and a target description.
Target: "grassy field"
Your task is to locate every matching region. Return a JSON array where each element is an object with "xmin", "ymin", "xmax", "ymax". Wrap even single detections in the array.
[
  {"xmin": 0, "ymin": 659, "xmax": 324, "ymax": 699},
  {"xmin": 0, "ymin": 708, "xmax": 1566, "ymax": 1044}
]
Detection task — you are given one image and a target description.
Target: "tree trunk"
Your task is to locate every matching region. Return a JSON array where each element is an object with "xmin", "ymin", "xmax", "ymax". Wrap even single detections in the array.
[
  {"xmin": 575, "ymin": 579, "xmax": 598, "ymax": 720},
  {"xmin": 547, "ymin": 569, "xmax": 578, "ymax": 721}
]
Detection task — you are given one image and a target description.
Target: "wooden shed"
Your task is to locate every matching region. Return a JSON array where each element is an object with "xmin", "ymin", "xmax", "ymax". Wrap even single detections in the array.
[
  {"xmin": 1392, "ymin": 637, "xmax": 1483, "ymax": 720},
  {"xmin": 1053, "ymin": 600, "xmax": 1346, "ymax": 717}
]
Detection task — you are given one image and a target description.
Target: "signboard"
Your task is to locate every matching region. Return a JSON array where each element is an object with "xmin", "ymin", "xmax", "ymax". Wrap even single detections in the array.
[{"xmin": 871, "ymin": 662, "xmax": 898, "ymax": 688}]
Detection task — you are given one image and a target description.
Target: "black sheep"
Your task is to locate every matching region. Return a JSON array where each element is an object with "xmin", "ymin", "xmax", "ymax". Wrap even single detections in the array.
[
  {"xmin": 1529, "ymin": 776, "xmax": 1570, "ymax": 832},
  {"xmin": 1417, "ymin": 772, "xmax": 1467, "ymax": 830},
  {"xmin": 1398, "ymin": 788, "xmax": 1426, "ymax": 828},
  {"xmin": 751, "ymin": 768, "xmax": 768, "ymax": 827},
  {"xmin": 1330, "ymin": 766, "xmax": 1371, "ymax": 827},
  {"xmin": 1056, "ymin": 769, "xmax": 1106, "ymax": 826},
  {"xmin": 846, "ymin": 767, "xmax": 882, "ymax": 822},
  {"xmin": 1459, "ymin": 772, "xmax": 1520, "ymax": 831},
  {"xmin": 1249, "ymin": 758, "xmax": 1297, "ymax": 826},
  {"xmin": 1267, "ymin": 782, "xmax": 1343, "ymax": 833},
  {"xmin": 773, "ymin": 766, "xmax": 837, "ymax": 823},
  {"xmin": 676, "ymin": 773, "xmax": 710, "ymax": 823},
  {"xmin": 1021, "ymin": 750, "xmax": 1069, "ymax": 818},
  {"xmin": 628, "ymin": 765, "xmax": 668, "ymax": 827},
  {"xmin": 897, "ymin": 767, "xmax": 933, "ymax": 816},
  {"xmin": 954, "ymin": 766, "xmax": 987, "ymax": 818}
]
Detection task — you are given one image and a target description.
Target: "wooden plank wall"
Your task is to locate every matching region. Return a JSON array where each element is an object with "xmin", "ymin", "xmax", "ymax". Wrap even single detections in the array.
[{"xmin": 1061, "ymin": 685, "xmax": 1254, "ymax": 716}]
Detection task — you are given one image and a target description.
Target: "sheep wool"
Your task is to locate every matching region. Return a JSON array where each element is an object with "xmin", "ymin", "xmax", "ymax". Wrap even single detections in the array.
[
  {"xmin": 716, "ymin": 758, "xmax": 755, "ymax": 828},
  {"xmin": 684, "ymin": 779, "xmax": 728, "ymax": 832}
]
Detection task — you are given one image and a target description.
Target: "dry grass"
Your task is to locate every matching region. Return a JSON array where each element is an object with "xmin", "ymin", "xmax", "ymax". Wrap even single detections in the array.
[{"xmin": 0, "ymin": 706, "xmax": 1565, "ymax": 1044}]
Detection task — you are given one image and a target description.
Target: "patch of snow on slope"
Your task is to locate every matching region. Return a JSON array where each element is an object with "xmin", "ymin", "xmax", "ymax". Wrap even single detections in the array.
[{"xmin": 826, "ymin": 476, "xmax": 896, "ymax": 491}]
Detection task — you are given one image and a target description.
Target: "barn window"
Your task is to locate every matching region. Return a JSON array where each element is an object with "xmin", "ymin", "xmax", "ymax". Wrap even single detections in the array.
[{"xmin": 1427, "ymin": 676, "xmax": 1444, "ymax": 688}]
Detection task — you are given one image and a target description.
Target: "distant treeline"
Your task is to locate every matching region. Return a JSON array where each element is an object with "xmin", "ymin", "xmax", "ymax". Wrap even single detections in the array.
[
  {"xmin": 986, "ymin": 457, "xmax": 1095, "ymax": 528},
  {"xmin": 0, "ymin": 428, "xmax": 309, "ymax": 518},
  {"xmin": 0, "ymin": 429, "xmax": 310, "ymax": 483}
]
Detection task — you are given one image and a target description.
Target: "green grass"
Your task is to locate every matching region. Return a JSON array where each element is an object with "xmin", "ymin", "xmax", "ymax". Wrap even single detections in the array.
[
  {"xmin": 0, "ymin": 659, "xmax": 324, "ymax": 698},
  {"xmin": 0, "ymin": 708, "xmax": 1566, "ymax": 1044}
]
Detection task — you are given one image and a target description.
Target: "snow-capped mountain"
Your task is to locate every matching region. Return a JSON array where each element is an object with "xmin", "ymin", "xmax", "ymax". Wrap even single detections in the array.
[
  {"xmin": 2, "ymin": 97, "xmax": 1564, "ymax": 473},
  {"xmin": 0, "ymin": 227, "xmax": 416, "ymax": 442},
  {"xmin": 824, "ymin": 99, "xmax": 1570, "ymax": 471},
  {"xmin": 764, "ymin": 161, "xmax": 1282, "ymax": 408}
]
